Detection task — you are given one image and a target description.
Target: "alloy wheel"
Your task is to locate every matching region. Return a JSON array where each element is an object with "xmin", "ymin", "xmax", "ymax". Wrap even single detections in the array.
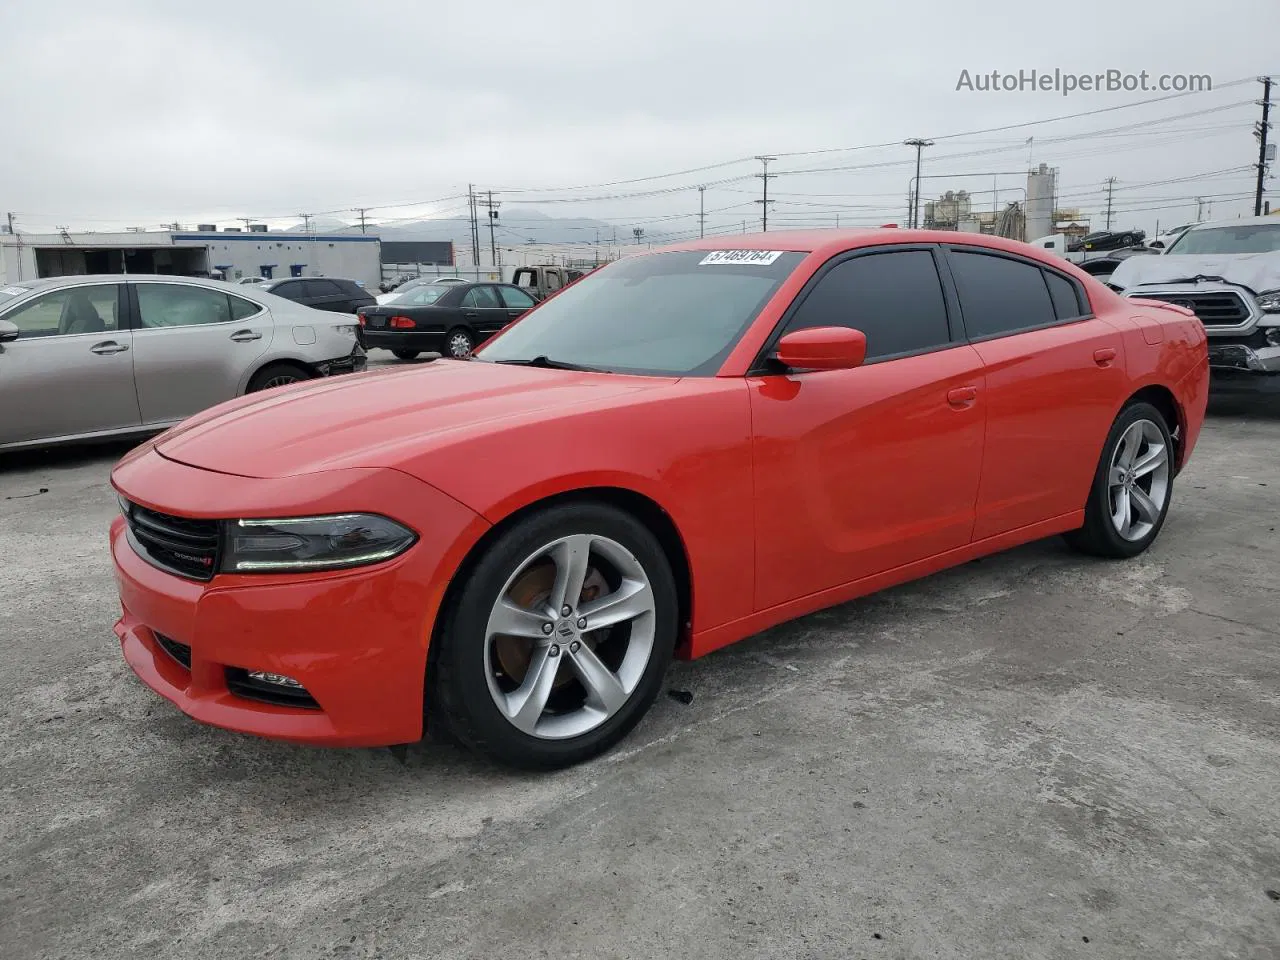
[
  {"xmin": 1107, "ymin": 418, "xmax": 1171, "ymax": 541},
  {"xmin": 483, "ymin": 534, "xmax": 656, "ymax": 740},
  {"xmin": 449, "ymin": 332, "xmax": 473, "ymax": 358}
]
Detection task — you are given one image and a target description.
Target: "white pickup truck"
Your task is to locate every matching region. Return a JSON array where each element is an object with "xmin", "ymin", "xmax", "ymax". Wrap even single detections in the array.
[{"xmin": 1106, "ymin": 216, "xmax": 1280, "ymax": 396}]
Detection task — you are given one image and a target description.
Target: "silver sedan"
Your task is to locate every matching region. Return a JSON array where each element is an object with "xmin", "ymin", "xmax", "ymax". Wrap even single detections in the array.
[{"xmin": 0, "ymin": 275, "xmax": 367, "ymax": 451}]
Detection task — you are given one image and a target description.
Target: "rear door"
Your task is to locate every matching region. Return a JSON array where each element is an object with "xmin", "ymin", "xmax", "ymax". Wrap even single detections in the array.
[
  {"xmin": 0, "ymin": 283, "xmax": 139, "ymax": 446},
  {"xmin": 459, "ymin": 285, "xmax": 510, "ymax": 342},
  {"xmin": 941, "ymin": 247, "xmax": 1129, "ymax": 539},
  {"xmin": 129, "ymin": 282, "xmax": 273, "ymax": 425}
]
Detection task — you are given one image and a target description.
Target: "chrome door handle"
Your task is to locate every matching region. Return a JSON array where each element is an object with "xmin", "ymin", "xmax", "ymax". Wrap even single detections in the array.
[
  {"xmin": 90, "ymin": 341, "xmax": 129, "ymax": 355},
  {"xmin": 230, "ymin": 330, "xmax": 263, "ymax": 342}
]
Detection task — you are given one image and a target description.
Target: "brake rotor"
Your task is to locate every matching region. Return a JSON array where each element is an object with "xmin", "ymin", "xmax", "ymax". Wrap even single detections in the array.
[{"xmin": 493, "ymin": 560, "xmax": 608, "ymax": 689}]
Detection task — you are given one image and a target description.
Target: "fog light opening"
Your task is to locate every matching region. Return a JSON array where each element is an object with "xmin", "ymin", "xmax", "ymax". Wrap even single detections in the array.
[{"xmin": 248, "ymin": 670, "xmax": 304, "ymax": 689}]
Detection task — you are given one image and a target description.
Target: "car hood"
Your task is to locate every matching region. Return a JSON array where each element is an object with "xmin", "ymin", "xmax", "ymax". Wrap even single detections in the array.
[
  {"xmin": 155, "ymin": 360, "xmax": 675, "ymax": 479},
  {"xmin": 1110, "ymin": 250, "xmax": 1280, "ymax": 294}
]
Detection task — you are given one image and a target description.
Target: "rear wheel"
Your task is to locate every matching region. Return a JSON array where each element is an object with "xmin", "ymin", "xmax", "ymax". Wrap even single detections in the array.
[
  {"xmin": 246, "ymin": 362, "xmax": 311, "ymax": 393},
  {"xmin": 392, "ymin": 349, "xmax": 420, "ymax": 361},
  {"xmin": 1065, "ymin": 401, "xmax": 1174, "ymax": 558},
  {"xmin": 446, "ymin": 327, "xmax": 475, "ymax": 358},
  {"xmin": 428, "ymin": 502, "xmax": 678, "ymax": 769}
]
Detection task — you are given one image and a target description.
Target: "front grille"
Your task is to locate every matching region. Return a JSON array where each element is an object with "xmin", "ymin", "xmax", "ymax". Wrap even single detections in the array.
[
  {"xmin": 1139, "ymin": 291, "xmax": 1250, "ymax": 327},
  {"xmin": 224, "ymin": 668, "xmax": 321, "ymax": 710},
  {"xmin": 123, "ymin": 502, "xmax": 220, "ymax": 581},
  {"xmin": 154, "ymin": 633, "xmax": 191, "ymax": 669}
]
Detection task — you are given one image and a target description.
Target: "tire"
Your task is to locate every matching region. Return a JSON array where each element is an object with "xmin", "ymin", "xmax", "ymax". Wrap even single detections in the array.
[
  {"xmin": 246, "ymin": 362, "xmax": 312, "ymax": 393},
  {"xmin": 392, "ymin": 349, "xmax": 420, "ymax": 361},
  {"xmin": 428, "ymin": 501, "xmax": 678, "ymax": 770},
  {"xmin": 446, "ymin": 327, "xmax": 475, "ymax": 359},
  {"xmin": 1064, "ymin": 401, "xmax": 1174, "ymax": 558}
]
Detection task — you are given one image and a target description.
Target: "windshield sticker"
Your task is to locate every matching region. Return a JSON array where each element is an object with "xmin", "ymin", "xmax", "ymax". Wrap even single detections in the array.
[
  {"xmin": 698, "ymin": 250, "xmax": 784, "ymax": 266},
  {"xmin": 0, "ymin": 286, "xmax": 30, "ymax": 296}
]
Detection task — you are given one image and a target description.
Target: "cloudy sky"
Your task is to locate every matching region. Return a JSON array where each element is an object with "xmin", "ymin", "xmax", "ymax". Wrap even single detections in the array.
[{"xmin": 1, "ymin": 0, "xmax": 1277, "ymax": 245}]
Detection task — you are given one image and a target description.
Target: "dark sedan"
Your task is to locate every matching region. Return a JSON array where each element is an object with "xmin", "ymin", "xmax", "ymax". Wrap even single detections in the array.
[{"xmin": 357, "ymin": 281, "xmax": 538, "ymax": 359}]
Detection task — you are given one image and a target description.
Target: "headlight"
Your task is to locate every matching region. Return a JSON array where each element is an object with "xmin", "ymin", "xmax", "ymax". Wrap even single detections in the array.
[
  {"xmin": 222, "ymin": 513, "xmax": 417, "ymax": 573},
  {"xmin": 1256, "ymin": 290, "xmax": 1280, "ymax": 313}
]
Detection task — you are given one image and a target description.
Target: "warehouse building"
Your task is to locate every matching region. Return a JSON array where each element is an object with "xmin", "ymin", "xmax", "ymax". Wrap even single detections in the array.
[{"xmin": 0, "ymin": 226, "xmax": 382, "ymax": 287}]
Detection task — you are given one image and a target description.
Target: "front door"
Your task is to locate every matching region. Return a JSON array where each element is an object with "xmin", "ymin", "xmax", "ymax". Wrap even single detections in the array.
[
  {"xmin": 941, "ymin": 247, "xmax": 1129, "ymax": 539},
  {"xmin": 749, "ymin": 247, "xmax": 987, "ymax": 610},
  {"xmin": 0, "ymin": 283, "xmax": 139, "ymax": 446},
  {"xmin": 128, "ymin": 282, "xmax": 273, "ymax": 425}
]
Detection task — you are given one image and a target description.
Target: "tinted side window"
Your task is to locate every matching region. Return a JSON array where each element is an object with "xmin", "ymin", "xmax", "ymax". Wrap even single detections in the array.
[
  {"xmin": 269, "ymin": 281, "xmax": 301, "ymax": 300},
  {"xmin": 305, "ymin": 279, "xmax": 344, "ymax": 297},
  {"xmin": 498, "ymin": 286, "xmax": 536, "ymax": 309},
  {"xmin": 2, "ymin": 286, "xmax": 121, "ymax": 338},
  {"xmin": 228, "ymin": 294, "xmax": 262, "ymax": 321},
  {"xmin": 137, "ymin": 284, "xmax": 232, "ymax": 328},
  {"xmin": 462, "ymin": 286, "xmax": 502, "ymax": 308},
  {"xmin": 948, "ymin": 251, "xmax": 1057, "ymax": 339},
  {"xmin": 1044, "ymin": 270, "xmax": 1086, "ymax": 320},
  {"xmin": 784, "ymin": 250, "xmax": 951, "ymax": 360}
]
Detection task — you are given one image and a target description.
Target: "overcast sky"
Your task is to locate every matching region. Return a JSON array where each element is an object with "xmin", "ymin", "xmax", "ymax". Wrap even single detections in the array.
[{"xmin": 2, "ymin": 0, "xmax": 1278, "ymax": 243}]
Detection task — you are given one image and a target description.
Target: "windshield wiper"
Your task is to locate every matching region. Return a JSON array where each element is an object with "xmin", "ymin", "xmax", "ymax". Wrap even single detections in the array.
[{"xmin": 495, "ymin": 355, "xmax": 610, "ymax": 373}]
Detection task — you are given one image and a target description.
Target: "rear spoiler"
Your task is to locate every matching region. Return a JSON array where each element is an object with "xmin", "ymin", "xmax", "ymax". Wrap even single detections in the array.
[{"xmin": 1127, "ymin": 297, "xmax": 1197, "ymax": 319}]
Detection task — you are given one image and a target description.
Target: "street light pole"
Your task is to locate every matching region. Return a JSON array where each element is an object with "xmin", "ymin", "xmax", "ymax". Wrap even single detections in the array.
[{"xmin": 904, "ymin": 139, "xmax": 934, "ymax": 228}]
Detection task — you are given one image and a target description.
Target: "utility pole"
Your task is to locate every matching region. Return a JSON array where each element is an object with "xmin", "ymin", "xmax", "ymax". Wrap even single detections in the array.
[
  {"xmin": 1103, "ymin": 178, "xmax": 1117, "ymax": 231},
  {"xmin": 354, "ymin": 208, "xmax": 369, "ymax": 234},
  {"xmin": 1255, "ymin": 76, "xmax": 1273, "ymax": 216},
  {"xmin": 298, "ymin": 213, "xmax": 312, "ymax": 234},
  {"xmin": 698, "ymin": 185, "xmax": 706, "ymax": 238},
  {"xmin": 467, "ymin": 185, "xmax": 481, "ymax": 268},
  {"xmin": 904, "ymin": 138, "xmax": 934, "ymax": 228},
  {"xmin": 477, "ymin": 191, "xmax": 501, "ymax": 266},
  {"xmin": 4, "ymin": 212, "xmax": 12, "ymax": 234},
  {"xmin": 632, "ymin": 227, "xmax": 644, "ymax": 245},
  {"xmin": 754, "ymin": 157, "xmax": 776, "ymax": 231}
]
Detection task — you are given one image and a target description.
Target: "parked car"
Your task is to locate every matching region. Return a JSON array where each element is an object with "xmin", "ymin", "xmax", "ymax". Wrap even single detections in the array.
[
  {"xmin": 1109, "ymin": 216, "xmax": 1280, "ymax": 394},
  {"xmin": 108, "ymin": 231, "xmax": 1208, "ymax": 770},
  {"xmin": 1147, "ymin": 223, "xmax": 1194, "ymax": 250},
  {"xmin": 0, "ymin": 275, "xmax": 365, "ymax": 451},
  {"xmin": 357, "ymin": 280, "xmax": 537, "ymax": 359},
  {"xmin": 234, "ymin": 276, "xmax": 265, "ymax": 285},
  {"xmin": 373, "ymin": 277, "xmax": 469, "ymax": 305},
  {"xmin": 258, "ymin": 276, "xmax": 375, "ymax": 314},
  {"xmin": 1067, "ymin": 229, "xmax": 1146, "ymax": 253}
]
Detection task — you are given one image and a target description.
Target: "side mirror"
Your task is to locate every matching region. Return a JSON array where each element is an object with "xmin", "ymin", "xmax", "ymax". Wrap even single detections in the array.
[
  {"xmin": 775, "ymin": 326, "xmax": 867, "ymax": 371},
  {"xmin": 0, "ymin": 319, "xmax": 18, "ymax": 343}
]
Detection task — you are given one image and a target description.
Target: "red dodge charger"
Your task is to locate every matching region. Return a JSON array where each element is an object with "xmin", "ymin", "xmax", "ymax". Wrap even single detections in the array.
[{"xmin": 110, "ymin": 230, "xmax": 1209, "ymax": 769}]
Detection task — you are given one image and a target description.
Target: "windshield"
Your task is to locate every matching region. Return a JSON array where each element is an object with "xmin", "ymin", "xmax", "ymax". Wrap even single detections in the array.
[
  {"xmin": 476, "ymin": 250, "xmax": 806, "ymax": 376},
  {"xmin": 0, "ymin": 284, "xmax": 33, "ymax": 306},
  {"xmin": 385, "ymin": 285, "xmax": 449, "ymax": 306},
  {"xmin": 1166, "ymin": 224, "xmax": 1280, "ymax": 255}
]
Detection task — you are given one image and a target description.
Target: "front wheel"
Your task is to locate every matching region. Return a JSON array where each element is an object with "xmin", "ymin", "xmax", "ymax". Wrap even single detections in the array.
[
  {"xmin": 1065, "ymin": 401, "xmax": 1174, "ymax": 558},
  {"xmin": 428, "ymin": 502, "xmax": 678, "ymax": 769}
]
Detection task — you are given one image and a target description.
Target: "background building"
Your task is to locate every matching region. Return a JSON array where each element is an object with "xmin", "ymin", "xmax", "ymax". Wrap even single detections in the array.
[{"xmin": 1, "ymin": 227, "xmax": 382, "ymax": 287}]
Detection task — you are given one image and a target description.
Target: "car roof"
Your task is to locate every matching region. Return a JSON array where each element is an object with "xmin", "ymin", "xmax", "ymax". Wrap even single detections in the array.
[
  {"xmin": 0, "ymin": 274, "xmax": 236, "ymax": 293},
  {"xmin": 1183, "ymin": 216, "xmax": 1280, "ymax": 230},
  {"xmin": 655, "ymin": 227, "xmax": 1075, "ymax": 266}
]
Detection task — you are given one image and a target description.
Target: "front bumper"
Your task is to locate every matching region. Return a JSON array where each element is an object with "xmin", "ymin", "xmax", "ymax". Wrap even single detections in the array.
[
  {"xmin": 110, "ymin": 451, "xmax": 488, "ymax": 747},
  {"xmin": 1207, "ymin": 340, "xmax": 1280, "ymax": 374}
]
